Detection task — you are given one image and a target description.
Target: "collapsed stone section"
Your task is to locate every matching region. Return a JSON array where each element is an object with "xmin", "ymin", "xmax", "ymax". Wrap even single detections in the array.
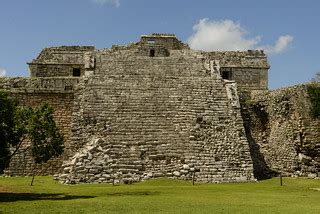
[
  {"xmin": 57, "ymin": 49, "xmax": 254, "ymax": 183},
  {"xmin": 243, "ymin": 85, "xmax": 320, "ymax": 178}
]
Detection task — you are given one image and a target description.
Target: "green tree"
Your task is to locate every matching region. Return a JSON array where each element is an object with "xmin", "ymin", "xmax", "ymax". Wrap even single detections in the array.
[
  {"xmin": 28, "ymin": 103, "xmax": 64, "ymax": 185},
  {"xmin": 29, "ymin": 104, "xmax": 64, "ymax": 163},
  {"xmin": 0, "ymin": 91, "xmax": 18, "ymax": 172},
  {"xmin": 0, "ymin": 92, "xmax": 64, "ymax": 181},
  {"xmin": 0, "ymin": 92, "xmax": 28, "ymax": 173},
  {"xmin": 311, "ymin": 71, "xmax": 320, "ymax": 83}
]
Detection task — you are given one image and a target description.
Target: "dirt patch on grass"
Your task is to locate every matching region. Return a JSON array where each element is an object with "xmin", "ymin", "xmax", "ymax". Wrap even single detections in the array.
[
  {"xmin": 310, "ymin": 188, "xmax": 320, "ymax": 191},
  {"xmin": 0, "ymin": 185, "xmax": 13, "ymax": 192}
]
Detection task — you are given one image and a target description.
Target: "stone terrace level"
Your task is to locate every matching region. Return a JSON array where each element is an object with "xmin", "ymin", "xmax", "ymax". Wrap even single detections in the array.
[{"xmin": 2, "ymin": 34, "xmax": 271, "ymax": 183}]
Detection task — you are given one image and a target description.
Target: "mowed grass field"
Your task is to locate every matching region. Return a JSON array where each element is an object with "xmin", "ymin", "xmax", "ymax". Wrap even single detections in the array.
[{"xmin": 0, "ymin": 176, "xmax": 319, "ymax": 214}]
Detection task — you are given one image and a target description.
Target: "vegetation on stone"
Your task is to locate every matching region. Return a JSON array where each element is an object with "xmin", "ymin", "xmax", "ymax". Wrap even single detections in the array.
[{"xmin": 307, "ymin": 83, "xmax": 320, "ymax": 118}]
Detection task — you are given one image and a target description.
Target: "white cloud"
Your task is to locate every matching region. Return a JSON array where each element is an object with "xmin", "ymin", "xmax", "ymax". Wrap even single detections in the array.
[
  {"xmin": 92, "ymin": 0, "xmax": 120, "ymax": 7},
  {"xmin": 0, "ymin": 68, "xmax": 6, "ymax": 77},
  {"xmin": 260, "ymin": 35, "xmax": 294, "ymax": 54},
  {"xmin": 188, "ymin": 19, "xmax": 293, "ymax": 54},
  {"xmin": 188, "ymin": 19, "xmax": 260, "ymax": 51}
]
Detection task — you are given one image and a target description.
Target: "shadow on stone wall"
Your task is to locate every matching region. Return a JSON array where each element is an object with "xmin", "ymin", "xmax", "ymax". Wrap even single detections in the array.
[
  {"xmin": 240, "ymin": 103, "xmax": 276, "ymax": 180},
  {"xmin": 246, "ymin": 131, "xmax": 277, "ymax": 180}
]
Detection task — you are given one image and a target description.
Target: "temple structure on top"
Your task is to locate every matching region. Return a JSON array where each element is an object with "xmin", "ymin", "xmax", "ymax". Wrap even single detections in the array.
[{"xmin": 28, "ymin": 33, "xmax": 269, "ymax": 91}]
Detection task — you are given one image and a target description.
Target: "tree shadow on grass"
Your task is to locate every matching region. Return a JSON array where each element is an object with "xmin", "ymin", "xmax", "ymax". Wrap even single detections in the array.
[
  {"xmin": 0, "ymin": 193, "xmax": 94, "ymax": 202},
  {"xmin": 106, "ymin": 191, "xmax": 159, "ymax": 197}
]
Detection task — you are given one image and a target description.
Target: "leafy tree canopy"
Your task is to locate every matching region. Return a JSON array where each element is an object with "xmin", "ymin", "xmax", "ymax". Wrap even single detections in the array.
[
  {"xmin": 0, "ymin": 91, "xmax": 64, "ymax": 173},
  {"xmin": 29, "ymin": 104, "xmax": 64, "ymax": 164}
]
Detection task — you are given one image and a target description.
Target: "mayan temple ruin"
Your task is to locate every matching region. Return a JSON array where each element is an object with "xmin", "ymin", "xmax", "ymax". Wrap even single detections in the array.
[{"xmin": 0, "ymin": 33, "xmax": 319, "ymax": 183}]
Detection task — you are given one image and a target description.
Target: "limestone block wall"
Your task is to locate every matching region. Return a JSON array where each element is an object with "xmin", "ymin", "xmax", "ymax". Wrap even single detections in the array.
[
  {"xmin": 137, "ymin": 45, "xmax": 170, "ymax": 57},
  {"xmin": 139, "ymin": 33, "xmax": 187, "ymax": 50},
  {"xmin": 229, "ymin": 68, "xmax": 268, "ymax": 91},
  {"xmin": 243, "ymin": 85, "xmax": 320, "ymax": 178},
  {"xmin": 205, "ymin": 50, "xmax": 269, "ymax": 91},
  {"xmin": 0, "ymin": 77, "xmax": 78, "ymax": 175},
  {"xmin": 58, "ymin": 49, "xmax": 254, "ymax": 184},
  {"xmin": 29, "ymin": 64, "xmax": 86, "ymax": 77},
  {"xmin": 29, "ymin": 46, "xmax": 94, "ymax": 77}
]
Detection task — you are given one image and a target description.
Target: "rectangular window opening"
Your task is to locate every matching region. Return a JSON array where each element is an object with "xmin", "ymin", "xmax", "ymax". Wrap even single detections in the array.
[
  {"xmin": 73, "ymin": 68, "xmax": 81, "ymax": 77},
  {"xmin": 150, "ymin": 49, "xmax": 155, "ymax": 57},
  {"xmin": 221, "ymin": 70, "xmax": 231, "ymax": 80}
]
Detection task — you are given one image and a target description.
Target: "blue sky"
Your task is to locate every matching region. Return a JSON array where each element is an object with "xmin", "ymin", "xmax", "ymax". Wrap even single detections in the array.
[{"xmin": 0, "ymin": 0, "xmax": 319, "ymax": 89}]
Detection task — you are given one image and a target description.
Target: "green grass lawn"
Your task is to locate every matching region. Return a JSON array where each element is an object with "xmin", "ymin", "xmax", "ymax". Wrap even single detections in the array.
[{"xmin": 0, "ymin": 176, "xmax": 319, "ymax": 214}]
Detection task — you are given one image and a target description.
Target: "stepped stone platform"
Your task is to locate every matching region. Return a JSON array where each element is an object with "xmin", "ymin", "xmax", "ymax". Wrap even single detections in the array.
[{"xmin": 1, "ymin": 33, "xmax": 318, "ymax": 183}]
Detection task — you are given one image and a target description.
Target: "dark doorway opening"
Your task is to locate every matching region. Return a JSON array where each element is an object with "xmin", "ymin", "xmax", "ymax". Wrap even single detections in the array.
[
  {"xmin": 221, "ymin": 71, "xmax": 231, "ymax": 80},
  {"xmin": 150, "ymin": 49, "xmax": 155, "ymax": 57},
  {"xmin": 73, "ymin": 68, "xmax": 81, "ymax": 77}
]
